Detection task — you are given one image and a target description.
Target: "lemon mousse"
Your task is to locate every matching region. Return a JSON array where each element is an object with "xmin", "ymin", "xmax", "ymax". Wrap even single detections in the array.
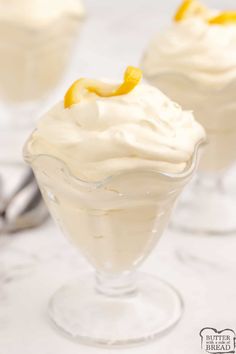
[
  {"xmin": 25, "ymin": 67, "xmax": 205, "ymax": 273},
  {"xmin": 0, "ymin": 0, "xmax": 85, "ymax": 103},
  {"xmin": 142, "ymin": 0, "xmax": 236, "ymax": 172},
  {"xmin": 27, "ymin": 66, "xmax": 205, "ymax": 181}
]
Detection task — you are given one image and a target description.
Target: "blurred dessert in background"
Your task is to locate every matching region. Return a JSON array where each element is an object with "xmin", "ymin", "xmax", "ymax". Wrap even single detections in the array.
[
  {"xmin": 0, "ymin": 0, "xmax": 85, "ymax": 232},
  {"xmin": 141, "ymin": 0, "xmax": 236, "ymax": 234},
  {"xmin": 0, "ymin": 0, "xmax": 85, "ymax": 103},
  {"xmin": 0, "ymin": 0, "xmax": 85, "ymax": 165},
  {"xmin": 142, "ymin": 0, "xmax": 236, "ymax": 172}
]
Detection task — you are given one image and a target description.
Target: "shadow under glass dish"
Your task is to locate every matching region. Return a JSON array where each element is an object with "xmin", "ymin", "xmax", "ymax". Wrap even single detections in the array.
[
  {"xmin": 23, "ymin": 139, "xmax": 202, "ymax": 347},
  {"xmin": 143, "ymin": 71, "xmax": 236, "ymax": 236}
]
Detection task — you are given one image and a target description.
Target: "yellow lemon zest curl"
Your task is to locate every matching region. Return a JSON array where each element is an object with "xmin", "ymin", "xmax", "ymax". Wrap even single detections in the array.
[
  {"xmin": 174, "ymin": 0, "xmax": 236, "ymax": 26},
  {"xmin": 64, "ymin": 66, "xmax": 142, "ymax": 109}
]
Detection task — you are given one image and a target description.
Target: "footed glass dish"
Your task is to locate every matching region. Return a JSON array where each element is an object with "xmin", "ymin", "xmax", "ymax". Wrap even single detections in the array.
[
  {"xmin": 143, "ymin": 71, "xmax": 236, "ymax": 235},
  {"xmin": 24, "ymin": 139, "xmax": 202, "ymax": 347}
]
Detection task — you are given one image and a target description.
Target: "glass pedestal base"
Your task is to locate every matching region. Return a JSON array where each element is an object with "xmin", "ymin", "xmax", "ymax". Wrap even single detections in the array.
[{"xmin": 48, "ymin": 272, "xmax": 183, "ymax": 347}]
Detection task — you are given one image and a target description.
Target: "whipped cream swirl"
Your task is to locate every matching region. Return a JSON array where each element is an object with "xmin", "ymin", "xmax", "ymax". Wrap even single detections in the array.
[
  {"xmin": 142, "ymin": 18, "xmax": 236, "ymax": 89},
  {"xmin": 28, "ymin": 84, "xmax": 205, "ymax": 181}
]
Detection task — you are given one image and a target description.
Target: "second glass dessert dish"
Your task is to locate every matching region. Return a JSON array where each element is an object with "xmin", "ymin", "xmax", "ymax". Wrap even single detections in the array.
[
  {"xmin": 142, "ymin": 0, "xmax": 236, "ymax": 235},
  {"xmin": 0, "ymin": 0, "xmax": 85, "ymax": 164},
  {"xmin": 24, "ymin": 67, "xmax": 205, "ymax": 347}
]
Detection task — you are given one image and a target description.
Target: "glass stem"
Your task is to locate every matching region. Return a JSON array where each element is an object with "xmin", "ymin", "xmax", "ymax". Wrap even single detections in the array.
[{"xmin": 95, "ymin": 271, "xmax": 137, "ymax": 297}]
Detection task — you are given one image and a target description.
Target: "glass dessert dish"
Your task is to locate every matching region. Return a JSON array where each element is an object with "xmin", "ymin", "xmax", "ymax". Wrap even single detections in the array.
[
  {"xmin": 0, "ymin": 0, "xmax": 85, "ymax": 164},
  {"xmin": 142, "ymin": 73, "xmax": 236, "ymax": 235},
  {"xmin": 141, "ymin": 0, "xmax": 236, "ymax": 235},
  {"xmin": 23, "ymin": 66, "xmax": 205, "ymax": 346},
  {"xmin": 23, "ymin": 141, "xmax": 202, "ymax": 347}
]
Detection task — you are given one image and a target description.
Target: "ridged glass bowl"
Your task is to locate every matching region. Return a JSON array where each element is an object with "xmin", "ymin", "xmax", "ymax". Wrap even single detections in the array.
[{"xmin": 23, "ymin": 136, "xmax": 203, "ymax": 347}]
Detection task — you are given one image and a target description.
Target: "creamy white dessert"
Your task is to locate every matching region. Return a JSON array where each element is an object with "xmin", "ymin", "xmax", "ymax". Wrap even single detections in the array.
[
  {"xmin": 25, "ymin": 68, "xmax": 205, "ymax": 272},
  {"xmin": 28, "ymin": 83, "xmax": 204, "ymax": 180},
  {"xmin": 142, "ymin": 1, "xmax": 236, "ymax": 171},
  {"xmin": 0, "ymin": 0, "xmax": 85, "ymax": 103}
]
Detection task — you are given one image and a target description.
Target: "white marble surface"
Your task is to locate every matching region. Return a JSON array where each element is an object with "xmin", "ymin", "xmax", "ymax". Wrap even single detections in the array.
[
  {"xmin": 1, "ymin": 0, "xmax": 236, "ymax": 353},
  {"xmin": 1, "ymin": 220, "xmax": 236, "ymax": 354}
]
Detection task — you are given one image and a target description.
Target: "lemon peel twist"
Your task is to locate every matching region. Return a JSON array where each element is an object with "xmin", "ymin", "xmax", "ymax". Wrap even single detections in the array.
[
  {"xmin": 64, "ymin": 66, "xmax": 142, "ymax": 109},
  {"xmin": 174, "ymin": 0, "xmax": 236, "ymax": 25},
  {"xmin": 208, "ymin": 12, "xmax": 236, "ymax": 25},
  {"xmin": 174, "ymin": 0, "xmax": 208, "ymax": 22}
]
